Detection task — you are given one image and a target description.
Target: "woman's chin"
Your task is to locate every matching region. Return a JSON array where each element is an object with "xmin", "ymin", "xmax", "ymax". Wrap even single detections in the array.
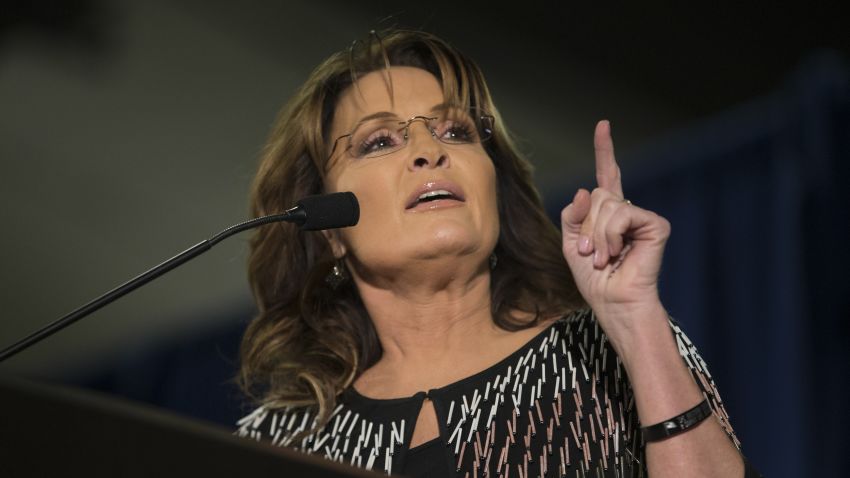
[{"xmin": 419, "ymin": 215, "xmax": 497, "ymax": 253}]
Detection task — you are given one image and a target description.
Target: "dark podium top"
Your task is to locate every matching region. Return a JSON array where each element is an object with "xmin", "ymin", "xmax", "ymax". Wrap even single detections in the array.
[{"xmin": 0, "ymin": 375, "xmax": 381, "ymax": 478}]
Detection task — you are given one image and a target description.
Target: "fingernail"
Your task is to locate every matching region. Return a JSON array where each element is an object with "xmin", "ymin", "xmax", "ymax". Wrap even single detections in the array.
[
  {"xmin": 578, "ymin": 236, "xmax": 591, "ymax": 254},
  {"xmin": 593, "ymin": 250, "xmax": 601, "ymax": 267}
]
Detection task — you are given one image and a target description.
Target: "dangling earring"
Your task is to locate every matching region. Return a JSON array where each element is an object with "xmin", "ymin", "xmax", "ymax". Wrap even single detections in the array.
[
  {"xmin": 325, "ymin": 260, "xmax": 347, "ymax": 290},
  {"xmin": 489, "ymin": 252, "xmax": 498, "ymax": 270}
]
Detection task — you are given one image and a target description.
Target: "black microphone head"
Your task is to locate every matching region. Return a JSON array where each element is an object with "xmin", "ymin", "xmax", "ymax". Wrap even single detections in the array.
[{"xmin": 296, "ymin": 192, "xmax": 360, "ymax": 231}]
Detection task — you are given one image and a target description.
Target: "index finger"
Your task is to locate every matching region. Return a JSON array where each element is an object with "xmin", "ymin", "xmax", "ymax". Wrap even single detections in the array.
[{"xmin": 594, "ymin": 120, "xmax": 624, "ymax": 197}]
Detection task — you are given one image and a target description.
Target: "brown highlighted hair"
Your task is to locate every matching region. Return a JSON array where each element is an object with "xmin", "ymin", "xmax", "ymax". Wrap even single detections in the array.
[{"xmin": 239, "ymin": 29, "xmax": 584, "ymax": 435}]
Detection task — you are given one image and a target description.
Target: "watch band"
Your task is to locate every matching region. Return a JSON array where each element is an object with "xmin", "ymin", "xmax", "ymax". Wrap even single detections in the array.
[{"xmin": 641, "ymin": 398, "xmax": 713, "ymax": 442}]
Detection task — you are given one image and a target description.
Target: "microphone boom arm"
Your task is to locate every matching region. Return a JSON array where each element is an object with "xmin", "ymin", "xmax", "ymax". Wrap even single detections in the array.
[{"xmin": 0, "ymin": 205, "xmax": 315, "ymax": 362}]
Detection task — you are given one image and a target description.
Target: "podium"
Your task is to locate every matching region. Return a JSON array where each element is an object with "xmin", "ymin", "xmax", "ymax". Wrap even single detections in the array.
[{"xmin": 0, "ymin": 375, "xmax": 382, "ymax": 477}]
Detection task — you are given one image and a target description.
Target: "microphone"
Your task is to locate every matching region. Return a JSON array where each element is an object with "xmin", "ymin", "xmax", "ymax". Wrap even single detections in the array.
[
  {"xmin": 0, "ymin": 192, "xmax": 359, "ymax": 362},
  {"xmin": 293, "ymin": 192, "xmax": 360, "ymax": 231},
  {"xmin": 216, "ymin": 191, "xmax": 359, "ymax": 241}
]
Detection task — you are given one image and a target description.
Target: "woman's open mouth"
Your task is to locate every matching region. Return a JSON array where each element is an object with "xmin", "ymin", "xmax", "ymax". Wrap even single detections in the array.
[{"xmin": 405, "ymin": 182, "xmax": 466, "ymax": 211}]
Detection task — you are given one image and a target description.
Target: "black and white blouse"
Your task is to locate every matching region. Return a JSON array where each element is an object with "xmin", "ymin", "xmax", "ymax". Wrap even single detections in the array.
[{"xmin": 236, "ymin": 309, "xmax": 759, "ymax": 477}]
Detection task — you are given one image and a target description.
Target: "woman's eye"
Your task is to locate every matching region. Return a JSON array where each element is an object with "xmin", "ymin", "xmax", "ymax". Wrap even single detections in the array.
[
  {"xmin": 355, "ymin": 129, "xmax": 403, "ymax": 157},
  {"xmin": 438, "ymin": 120, "xmax": 476, "ymax": 143}
]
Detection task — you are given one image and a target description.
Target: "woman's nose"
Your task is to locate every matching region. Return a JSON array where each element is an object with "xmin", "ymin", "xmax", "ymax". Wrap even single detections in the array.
[{"xmin": 407, "ymin": 123, "xmax": 449, "ymax": 170}]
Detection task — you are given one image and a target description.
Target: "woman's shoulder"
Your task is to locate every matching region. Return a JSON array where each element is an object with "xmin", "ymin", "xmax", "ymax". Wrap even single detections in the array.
[
  {"xmin": 507, "ymin": 306, "xmax": 592, "ymax": 345},
  {"xmin": 235, "ymin": 404, "xmax": 272, "ymax": 441},
  {"xmin": 537, "ymin": 306, "xmax": 595, "ymax": 342},
  {"xmin": 235, "ymin": 403, "xmax": 319, "ymax": 447}
]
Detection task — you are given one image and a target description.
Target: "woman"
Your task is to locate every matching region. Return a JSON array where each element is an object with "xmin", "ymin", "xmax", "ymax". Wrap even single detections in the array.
[{"xmin": 236, "ymin": 30, "xmax": 759, "ymax": 477}]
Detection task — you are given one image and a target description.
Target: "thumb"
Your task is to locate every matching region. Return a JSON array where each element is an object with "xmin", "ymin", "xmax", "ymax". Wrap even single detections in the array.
[{"xmin": 560, "ymin": 188, "xmax": 591, "ymax": 237}]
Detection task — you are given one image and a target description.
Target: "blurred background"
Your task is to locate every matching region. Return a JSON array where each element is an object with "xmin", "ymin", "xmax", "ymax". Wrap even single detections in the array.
[{"xmin": 1, "ymin": 1, "xmax": 847, "ymax": 476}]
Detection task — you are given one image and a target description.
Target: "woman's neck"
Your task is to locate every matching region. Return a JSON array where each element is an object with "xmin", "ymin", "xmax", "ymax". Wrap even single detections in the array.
[{"xmin": 350, "ymin": 268, "xmax": 546, "ymax": 398}]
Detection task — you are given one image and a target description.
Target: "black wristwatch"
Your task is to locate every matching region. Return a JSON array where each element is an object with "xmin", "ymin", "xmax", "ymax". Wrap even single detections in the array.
[{"xmin": 641, "ymin": 399, "xmax": 713, "ymax": 442}]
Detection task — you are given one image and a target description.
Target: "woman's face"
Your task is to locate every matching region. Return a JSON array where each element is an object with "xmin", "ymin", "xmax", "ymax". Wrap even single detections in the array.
[{"xmin": 324, "ymin": 66, "xmax": 499, "ymax": 279}]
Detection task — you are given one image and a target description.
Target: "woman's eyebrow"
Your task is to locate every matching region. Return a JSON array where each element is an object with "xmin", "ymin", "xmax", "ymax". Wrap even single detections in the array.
[
  {"xmin": 351, "ymin": 111, "xmax": 398, "ymax": 127},
  {"xmin": 429, "ymin": 102, "xmax": 453, "ymax": 114}
]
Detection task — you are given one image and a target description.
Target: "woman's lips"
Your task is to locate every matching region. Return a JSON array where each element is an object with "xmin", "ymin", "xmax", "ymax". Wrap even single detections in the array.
[
  {"xmin": 407, "ymin": 196, "xmax": 466, "ymax": 212},
  {"xmin": 404, "ymin": 181, "xmax": 466, "ymax": 211}
]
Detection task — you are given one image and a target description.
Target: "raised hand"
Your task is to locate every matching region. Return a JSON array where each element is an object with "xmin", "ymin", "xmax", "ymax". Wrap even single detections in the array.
[{"xmin": 560, "ymin": 120, "xmax": 671, "ymax": 348}]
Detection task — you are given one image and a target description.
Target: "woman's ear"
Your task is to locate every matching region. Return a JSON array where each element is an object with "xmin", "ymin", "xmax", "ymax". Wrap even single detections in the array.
[{"xmin": 322, "ymin": 229, "xmax": 347, "ymax": 259}]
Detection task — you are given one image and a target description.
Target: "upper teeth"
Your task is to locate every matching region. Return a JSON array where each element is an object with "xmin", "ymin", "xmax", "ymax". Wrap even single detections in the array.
[{"xmin": 419, "ymin": 190, "xmax": 452, "ymax": 200}]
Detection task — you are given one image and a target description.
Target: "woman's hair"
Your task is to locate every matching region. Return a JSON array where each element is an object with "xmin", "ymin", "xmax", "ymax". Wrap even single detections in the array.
[{"xmin": 238, "ymin": 29, "xmax": 584, "ymax": 434}]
